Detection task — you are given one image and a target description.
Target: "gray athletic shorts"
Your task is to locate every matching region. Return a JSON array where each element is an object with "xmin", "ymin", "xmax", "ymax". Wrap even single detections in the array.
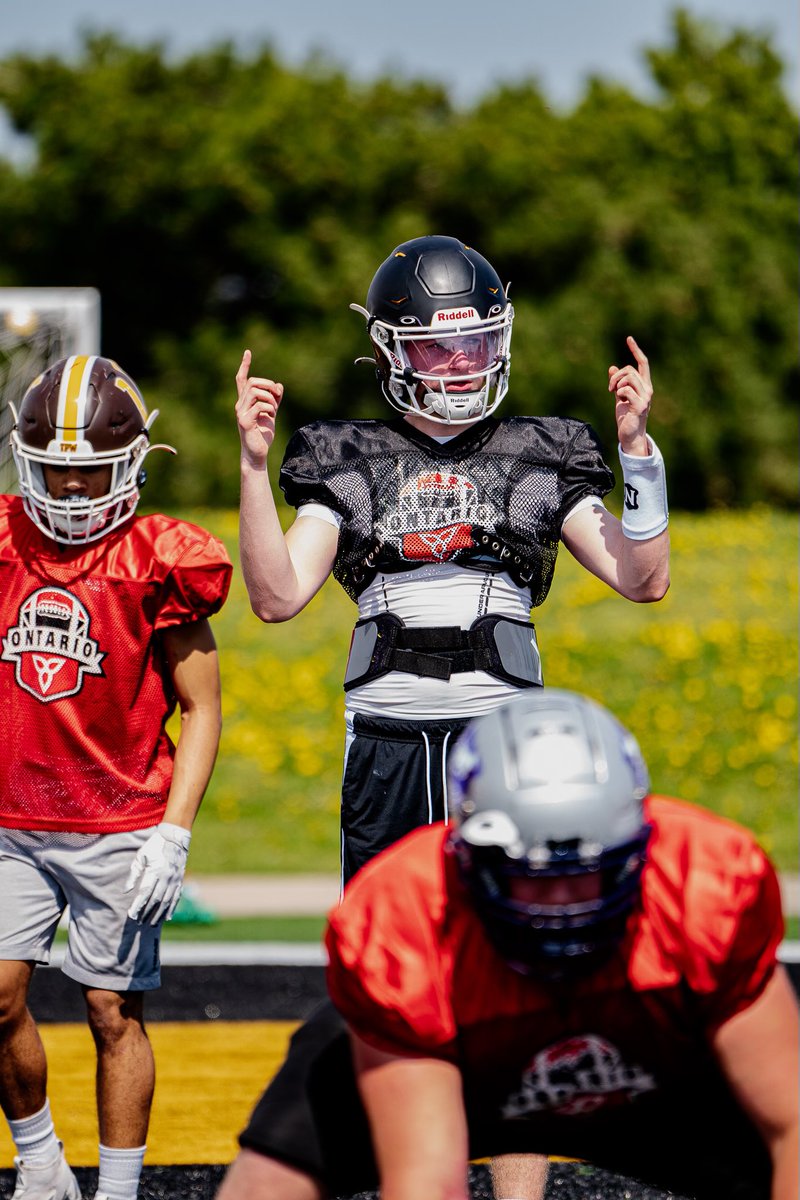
[{"xmin": 0, "ymin": 827, "xmax": 162, "ymax": 991}]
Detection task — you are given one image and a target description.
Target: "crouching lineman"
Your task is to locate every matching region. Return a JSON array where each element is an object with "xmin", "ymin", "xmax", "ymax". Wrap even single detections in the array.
[
  {"xmin": 0, "ymin": 357, "xmax": 232, "ymax": 1200},
  {"xmin": 218, "ymin": 690, "xmax": 798, "ymax": 1200}
]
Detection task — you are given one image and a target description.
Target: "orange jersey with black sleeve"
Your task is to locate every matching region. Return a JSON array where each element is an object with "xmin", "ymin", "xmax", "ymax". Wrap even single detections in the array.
[
  {"xmin": 326, "ymin": 796, "xmax": 783, "ymax": 1124},
  {"xmin": 0, "ymin": 496, "xmax": 232, "ymax": 833}
]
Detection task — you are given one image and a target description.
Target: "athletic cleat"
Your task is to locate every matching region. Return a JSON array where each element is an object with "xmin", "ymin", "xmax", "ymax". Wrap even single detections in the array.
[{"xmin": 11, "ymin": 1142, "xmax": 81, "ymax": 1199}]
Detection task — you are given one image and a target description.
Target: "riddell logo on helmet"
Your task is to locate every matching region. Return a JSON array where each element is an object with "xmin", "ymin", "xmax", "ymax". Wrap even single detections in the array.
[
  {"xmin": 60, "ymin": 442, "xmax": 78, "ymax": 452},
  {"xmin": 433, "ymin": 307, "xmax": 479, "ymax": 324}
]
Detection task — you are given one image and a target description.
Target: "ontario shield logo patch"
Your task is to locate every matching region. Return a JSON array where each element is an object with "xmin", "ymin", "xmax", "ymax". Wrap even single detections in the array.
[
  {"xmin": 502, "ymin": 1034, "xmax": 657, "ymax": 1118},
  {"xmin": 1, "ymin": 586, "xmax": 106, "ymax": 702}
]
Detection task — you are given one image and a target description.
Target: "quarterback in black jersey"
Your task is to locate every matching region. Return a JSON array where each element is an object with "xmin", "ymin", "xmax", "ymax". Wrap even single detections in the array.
[
  {"xmin": 236, "ymin": 234, "xmax": 669, "ymax": 872},
  {"xmin": 235, "ymin": 234, "xmax": 670, "ymax": 1200}
]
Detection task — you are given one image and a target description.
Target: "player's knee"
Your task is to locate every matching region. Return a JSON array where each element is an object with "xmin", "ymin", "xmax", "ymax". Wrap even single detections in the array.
[
  {"xmin": 84, "ymin": 988, "xmax": 145, "ymax": 1048},
  {"xmin": 0, "ymin": 964, "xmax": 33, "ymax": 1029},
  {"xmin": 216, "ymin": 1149, "xmax": 324, "ymax": 1200}
]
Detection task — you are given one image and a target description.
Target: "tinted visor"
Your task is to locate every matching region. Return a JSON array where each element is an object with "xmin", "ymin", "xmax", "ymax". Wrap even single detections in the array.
[{"xmin": 403, "ymin": 330, "xmax": 502, "ymax": 377}]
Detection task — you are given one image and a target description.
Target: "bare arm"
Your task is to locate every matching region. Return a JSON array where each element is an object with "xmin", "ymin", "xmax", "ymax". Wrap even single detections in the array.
[
  {"xmin": 125, "ymin": 618, "xmax": 224, "ymax": 923},
  {"xmin": 711, "ymin": 965, "xmax": 799, "ymax": 1200},
  {"xmin": 160, "ymin": 618, "xmax": 223, "ymax": 830},
  {"xmin": 352, "ymin": 1032, "xmax": 470, "ymax": 1200},
  {"xmin": 562, "ymin": 504, "xmax": 669, "ymax": 601},
  {"xmin": 562, "ymin": 336, "xmax": 669, "ymax": 602},
  {"xmin": 236, "ymin": 349, "xmax": 338, "ymax": 622}
]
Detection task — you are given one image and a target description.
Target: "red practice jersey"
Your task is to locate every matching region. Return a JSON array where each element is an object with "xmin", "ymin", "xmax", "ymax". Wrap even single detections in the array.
[
  {"xmin": 0, "ymin": 496, "xmax": 232, "ymax": 832},
  {"xmin": 326, "ymin": 797, "xmax": 783, "ymax": 1124}
]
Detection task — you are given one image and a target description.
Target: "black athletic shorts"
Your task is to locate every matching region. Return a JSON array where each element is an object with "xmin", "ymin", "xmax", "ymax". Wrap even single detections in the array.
[
  {"xmin": 340, "ymin": 713, "xmax": 468, "ymax": 885},
  {"xmin": 238, "ymin": 1000, "xmax": 771, "ymax": 1200}
]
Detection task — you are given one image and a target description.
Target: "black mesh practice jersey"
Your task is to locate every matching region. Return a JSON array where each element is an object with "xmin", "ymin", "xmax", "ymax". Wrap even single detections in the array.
[{"xmin": 279, "ymin": 416, "xmax": 615, "ymax": 607}]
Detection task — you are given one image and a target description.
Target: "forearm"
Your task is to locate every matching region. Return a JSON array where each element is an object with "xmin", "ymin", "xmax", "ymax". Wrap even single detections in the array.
[
  {"xmin": 162, "ymin": 705, "xmax": 221, "ymax": 830},
  {"xmin": 562, "ymin": 507, "xmax": 670, "ymax": 602},
  {"xmin": 616, "ymin": 526, "xmax": 670, "ymax": 601},
  {"xmin": 354, "ymin": 1038, "xmax": 470, "ymax": 1200},
  {"xmin": 712, "ymin": 967, "xmax": 799, "ymax": 1200},
  {"xmin": 770, "ymin": 1127, "xmax": 799, "ymax": 1200},
  {"xmin": 614, "ymin": 431, "xmax": 670, "ymax": 599},
  {"xmin": 239, "ymin": 458, "xmax": 306, "ymax": 621},
  {"xmin": 126, "ymin": 692, "xmax": 218, "ymax": 923},
  {"xmin": 379, "ymin": 1162, "xmax": 468, "ymax": 1200}
]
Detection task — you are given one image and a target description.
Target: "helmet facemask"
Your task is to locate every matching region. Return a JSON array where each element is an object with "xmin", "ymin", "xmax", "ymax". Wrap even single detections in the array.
[
  {"xmin": 453, "ymin": 828, "xmax": 651, "ymax": 980},
  {"xmin": 368, "ymin": 305, "xmax": 513, "ymax": 425},
  {"xmin": 12, "ymin": 423, "xmax": 155, "ymax": 545}
]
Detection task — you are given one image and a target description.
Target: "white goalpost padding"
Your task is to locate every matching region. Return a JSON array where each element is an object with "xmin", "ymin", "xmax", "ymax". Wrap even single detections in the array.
[{"xmin": 0, "ymin": 287, "xmax": 101, "ymax": 493}]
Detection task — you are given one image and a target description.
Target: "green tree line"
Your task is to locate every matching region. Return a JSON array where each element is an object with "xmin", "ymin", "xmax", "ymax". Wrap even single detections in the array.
[{"xmin": 0, "ymin": 9, "xmax": 796, "ymax": 510}]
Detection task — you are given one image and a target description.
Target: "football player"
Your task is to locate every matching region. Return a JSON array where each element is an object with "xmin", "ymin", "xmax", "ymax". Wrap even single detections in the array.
[
  {"xmin": 0, "ymin": 356, "xmax": 232, "ymax": 1200},
  {"xmin": 235, "ymin": 235, "xmax": 670, "ymax": 885},
  {"xmin": 218, "ymin": 690, "xmax": 798, "ymax": 1200}
]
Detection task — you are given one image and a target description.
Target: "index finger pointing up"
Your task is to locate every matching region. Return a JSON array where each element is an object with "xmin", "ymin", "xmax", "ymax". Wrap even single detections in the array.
[
  {"xmin": 236, "ymin": 349, "xmax": 252, "ymax": 386},
  {"xmin": 626, "ymin": 336, "xmax": 650, "ymax": 384}
]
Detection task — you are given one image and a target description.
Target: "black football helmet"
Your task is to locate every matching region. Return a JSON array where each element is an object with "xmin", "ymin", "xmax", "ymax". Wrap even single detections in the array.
[
  {"xmin": 351, "ymin": 235, "xmax": 513, "ymax": 425},
  {"xmin": 448, "ymin": 690, "xmax": 652, "ymax": 979}
]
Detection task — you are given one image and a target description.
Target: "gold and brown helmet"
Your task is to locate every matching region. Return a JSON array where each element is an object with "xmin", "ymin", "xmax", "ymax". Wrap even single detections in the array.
[{"xmin": 10, "ymin": 355, "xmax": 166, "ymax": 543}]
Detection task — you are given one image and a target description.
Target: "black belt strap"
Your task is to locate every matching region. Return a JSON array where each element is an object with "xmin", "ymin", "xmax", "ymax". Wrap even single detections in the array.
[
  {"xmin": 396, "ymin": 626, "xmax": 468, "ymax": 650},
  {"xmin": 344, "ymin": 614, "xmax": 540, "ymax": 689},
  {"xmin": 391, "ymin": 646, "xmax": 493, "ymax": 681},
  {"xmin": 391, "ymin": 625, "xmax": 494, "ymax": 679}
]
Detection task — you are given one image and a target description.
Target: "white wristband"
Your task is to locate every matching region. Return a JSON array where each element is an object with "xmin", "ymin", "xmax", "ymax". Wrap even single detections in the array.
[{"xmin": 618, "ymin": 436, "xmax": 669, "ymax": 540}]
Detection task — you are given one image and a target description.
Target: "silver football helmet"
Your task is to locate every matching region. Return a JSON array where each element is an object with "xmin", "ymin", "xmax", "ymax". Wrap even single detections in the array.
[{"xmin": 448, "ymin": 689, "xmax": 652, "ymax": 977}]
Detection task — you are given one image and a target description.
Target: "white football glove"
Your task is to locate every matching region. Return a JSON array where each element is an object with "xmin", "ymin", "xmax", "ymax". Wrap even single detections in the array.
[{"xmin": 125, "ymin": 822, "xmax": 192, "ymax": 926}]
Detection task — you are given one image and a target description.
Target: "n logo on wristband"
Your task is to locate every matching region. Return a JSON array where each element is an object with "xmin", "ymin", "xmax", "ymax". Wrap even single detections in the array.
[{"xmin": 624, "ymin": 483, "xmax": 640, "ymax": 510}]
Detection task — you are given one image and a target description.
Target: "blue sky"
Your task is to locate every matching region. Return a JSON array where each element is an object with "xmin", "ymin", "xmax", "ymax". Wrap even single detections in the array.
[{"xmin": 0, "ymin": 0, "xmax": 796, "ymax": 108}]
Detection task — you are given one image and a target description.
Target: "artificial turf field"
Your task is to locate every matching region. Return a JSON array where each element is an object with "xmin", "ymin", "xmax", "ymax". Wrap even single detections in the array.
[{"xmin": 1, "ymin": 956, "xmax": 797, "ymax": 1200}]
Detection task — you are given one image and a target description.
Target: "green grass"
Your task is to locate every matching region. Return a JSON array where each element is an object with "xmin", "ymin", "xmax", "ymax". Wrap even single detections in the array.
[
  {"xmin": 168, "ymin": 914, "xmax": 328, "ymax": 942},
  {"xmin": 55, "ymin": 915, "xmax": 328, "ymax": 944},
  {"xmin": 173, "ymin": 507, "xmax": 797, "ymax": 873}
]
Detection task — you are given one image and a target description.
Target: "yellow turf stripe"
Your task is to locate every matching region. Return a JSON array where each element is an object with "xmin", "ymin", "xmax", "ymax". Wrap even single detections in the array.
[
  {"xmin": 0, "ymin": 1021, "xmax": 299, "ymax": 1168},
  {"xmin": 0, "ymin": 1021, "xmax": 581, "ymax": 1170}
]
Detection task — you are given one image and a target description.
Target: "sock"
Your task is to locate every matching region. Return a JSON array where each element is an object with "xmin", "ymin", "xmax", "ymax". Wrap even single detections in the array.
[
  {"xmin": 7, "ymin": 1099, "xmax": 61, "ymax": 1165},
  {"xmin": 97, "ymin": 1143, "xmax": 146, "ymax": 1200}
]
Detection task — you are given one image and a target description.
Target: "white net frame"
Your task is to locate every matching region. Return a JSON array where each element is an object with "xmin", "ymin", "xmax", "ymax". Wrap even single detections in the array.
[{"xmin": 0, "ymin": 287, "xmax": 101, "ymax": 493}]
